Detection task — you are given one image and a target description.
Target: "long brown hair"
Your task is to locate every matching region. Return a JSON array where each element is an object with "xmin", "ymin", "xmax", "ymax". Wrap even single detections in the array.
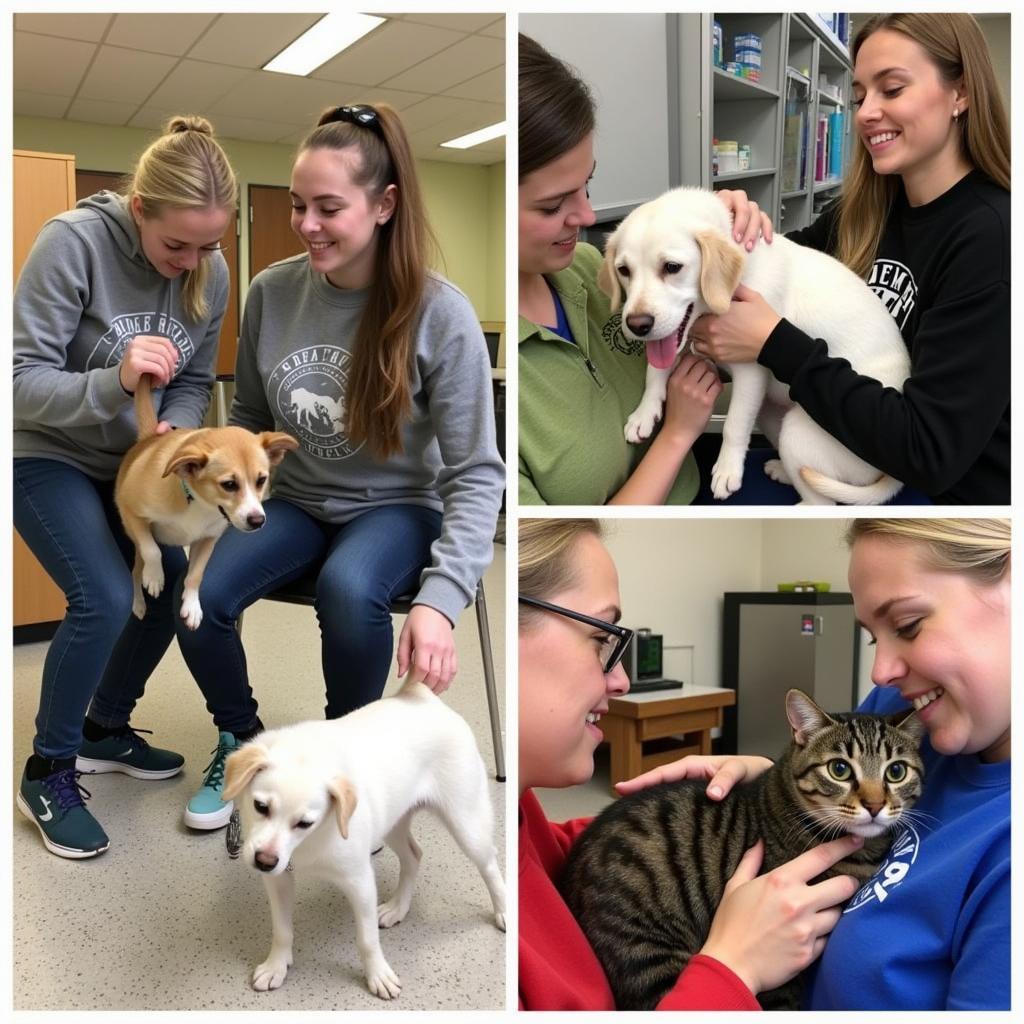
[
  {"xmin": 837, "ymin": 13, "xmax": 1010, "ymax": 278},
  {"xmin": 128, "ymin": 114, "xmax": 237, "ymax": 321},
  {"xmin": 300, "ymin": 104, "xmax": 439, "ymax": 459},
  {"xmin": 518, "ymin": 34, "xmax": 596, "ymax": 182}
]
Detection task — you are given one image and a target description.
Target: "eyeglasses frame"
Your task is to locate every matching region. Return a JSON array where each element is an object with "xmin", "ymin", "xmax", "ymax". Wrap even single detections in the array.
[{"xmin": 518, "ymin": 595, "xmax": 635, "ymax": 674}]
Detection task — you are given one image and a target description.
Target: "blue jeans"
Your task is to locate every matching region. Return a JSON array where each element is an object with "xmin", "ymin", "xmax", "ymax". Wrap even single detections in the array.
[
  {"xmin": 13, "ymin": 458, "xmax": 187, "ymax": 760},
  {"xmin": 173, "ymin": 498, "xmax": 443, "ymax": 733}
]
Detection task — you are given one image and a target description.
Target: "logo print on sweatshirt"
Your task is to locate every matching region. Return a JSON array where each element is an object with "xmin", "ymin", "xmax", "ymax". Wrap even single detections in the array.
[
  {"xmin": 604, "ymin": 313, "xmax": 644, "ymax": 357},
  {"xmin": 843, "ymin": 823, "xmax": 921, "ymax": 914},
  {"xmin": 268, "ymin": 346, "xmax": 364, "ymax": 461},
  {"xmin": 87, "ymin": 312, "xmax": 195, "ymax": 373},
  {"xmin": 868, "ymin": 260, "xmax": 917, "ymax": 331}
]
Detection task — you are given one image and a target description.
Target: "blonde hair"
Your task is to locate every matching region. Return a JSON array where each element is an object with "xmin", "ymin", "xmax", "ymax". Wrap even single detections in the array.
[
  {"xmin": 128, "ymin": 114, "xmax": 237, "ymax": 321},
  {"xmin": 300, "ymin": 103, "xmax": 440, "ymax": 460},
  {"xmin": 837, "ymin": 14, "xmax": 1010, "ymax": 278},
  {"xmin": 519, "ymin": 519, "xmax": 602, "ymax": 628},
  {"xmin": 846, "ymin": 518, "xmax": 1010, "ymax": 585}
]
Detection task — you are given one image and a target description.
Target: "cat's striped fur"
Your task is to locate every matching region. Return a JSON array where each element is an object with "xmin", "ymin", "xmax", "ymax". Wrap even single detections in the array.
[{"xmin": 560, "ymin": 689, "xmax": 925, "ymax": 1010}]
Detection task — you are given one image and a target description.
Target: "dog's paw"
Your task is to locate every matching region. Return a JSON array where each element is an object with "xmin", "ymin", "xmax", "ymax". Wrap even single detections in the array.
[
  {"xmin": 710, "ymin": 454, "xmax": 746, "ymax": 500},
  {"xmin": 377, "ymin": 898, "xmax": 408, "ymax": 929},
  {"xmin": 495, "ymin": 911, "xmax": 507, "ymax": 932},
  {"xmin": 624, "ymin": 403, "xmax": 662, "ymax": 444},
  {"xmin": 131, "ymin": 585, "xmax": 147, "ymax": 620},
  {"xmin": 252, "ymin": 957, "xmax": 290, "ymax": 991},
  {"xmin": 142, "ymin": 564, "xmax": 165, "ymax": 599},
  {"xmin": 366, "ymin": 958, "xmax": 402, "ymax": 1000},
  {"xmin": 763, "ymin": 458, "xmax": 792, "ymax": 485},
  {"xmin": 180, "ymin": 590, "xmax": 203, "ymax": 631}
]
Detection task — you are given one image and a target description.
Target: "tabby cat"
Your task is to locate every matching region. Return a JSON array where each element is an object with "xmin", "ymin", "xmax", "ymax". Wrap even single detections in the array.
[{"xmin": 560, "ymin": 688, "xmax": 925, "ymax": 1011}]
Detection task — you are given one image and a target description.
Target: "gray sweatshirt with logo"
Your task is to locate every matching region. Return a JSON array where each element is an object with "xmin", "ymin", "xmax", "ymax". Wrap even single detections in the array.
[
  {"xmin": 13, "ymin": 190, "xmax": 228, "ymax": 479},
  {"xmin": 231, "ymin": 254, "xmax": 504, "ymax": 624}
]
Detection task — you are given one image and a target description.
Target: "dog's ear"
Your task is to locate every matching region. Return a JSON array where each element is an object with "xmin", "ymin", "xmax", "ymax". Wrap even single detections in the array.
[
  {"xmin": 222, "ymin": 742, "xmax": 269, "ymax": 800},
  {"xmin": 259, "ymin": 431, "xmax": 299, "ymax": 467},
  {"xmin": 597, "ymin": 234, "xmax": 622, "ymax": 310},
  {"xmin": 163, "ymin": 442, "xmax": 209, "ymax": 479},
  {"xmin": 327, "ymin": 776, "xmax": 358, "ymax": 839},
  {"xmin": 696, "ymin": 229, "xmax": 745, "ymax": 314}
]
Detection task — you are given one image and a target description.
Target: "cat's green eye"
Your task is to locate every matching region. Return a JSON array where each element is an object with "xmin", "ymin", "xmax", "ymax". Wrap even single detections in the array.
[
  {"xmin": 885, "ymin": 762, "xmax": 908, "ymax": 783},
  {"xmin": 827, "ymin": 759, "xmax": 853, "ymax": 781}
]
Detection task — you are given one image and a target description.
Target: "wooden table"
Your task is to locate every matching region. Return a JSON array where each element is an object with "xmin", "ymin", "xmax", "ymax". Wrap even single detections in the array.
[{"xmin": 602, "ymin": 686, "xmax": 736, "ymax": 791}]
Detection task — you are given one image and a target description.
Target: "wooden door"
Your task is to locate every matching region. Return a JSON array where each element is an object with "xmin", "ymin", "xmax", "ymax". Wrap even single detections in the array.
[
  {"xmin": 14, "ymin": 151, "xmax": 78, "ymax": 630},
  {"xmin": 249, "ymin": 185, "xmax": 304, "ymax": 280}
]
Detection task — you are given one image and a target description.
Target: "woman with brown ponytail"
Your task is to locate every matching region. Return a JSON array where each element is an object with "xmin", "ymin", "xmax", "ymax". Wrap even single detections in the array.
[
  {"xmin": 14, "ymin": 115, "xmax": 236, "ymax": 858},
  {"xmin": 175, "ymin": 104, "xmax": 504, "ymax": 830}
]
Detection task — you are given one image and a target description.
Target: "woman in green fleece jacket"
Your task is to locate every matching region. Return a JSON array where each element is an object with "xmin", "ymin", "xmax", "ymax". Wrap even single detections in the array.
[{"xmin": 518, "ymin": 36, "xmax": 764, "ymax": 506}]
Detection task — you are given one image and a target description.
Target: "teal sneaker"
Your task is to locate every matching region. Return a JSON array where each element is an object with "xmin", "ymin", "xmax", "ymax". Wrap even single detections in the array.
[
  {"xmin": 17, "ymin": 765, "xmax": 109, "ymax": 859},
  {"xmin": 76, "ymin": 724, "xmax": 184, "ymax": 780},
  {"xmin": 184, "ymin": 731, "xmax": 241, "ymax": 830}
]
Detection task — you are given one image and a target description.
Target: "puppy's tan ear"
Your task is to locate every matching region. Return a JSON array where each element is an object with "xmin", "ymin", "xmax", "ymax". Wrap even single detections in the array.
[
  {"xmin": 260, "ymin": 431, "xmax": 299, "ymax": 467},
  {"xmin": 163, "ymin": 443, "xmax": 209, "ymax": 479},
  {"xmin": 696, "ymin": 229, "xmax": 745, "ymax": 314},
  {"xmin": 597, "ymin": 235, "xmax": 622, "ymax": 311},
  {"xmin": 222, "ymin": 743, "xmax": 269, "ymax": 801},
  {"xmin": 327, "ymin": 777, "xmax": 358, "ymax": 839}
]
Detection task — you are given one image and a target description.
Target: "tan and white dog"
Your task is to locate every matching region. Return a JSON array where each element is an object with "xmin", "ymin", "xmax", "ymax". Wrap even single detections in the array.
[
  {"xmin": 222, "ymin": 682, "xmax": 507, "ymax": 999},
  {"xmin": 599, "ymin": 187, "xmax": 910, "ymax": 504},
  {"xmin": 115, "ymin": 374, "xmax": 297, "ymax": 629}
]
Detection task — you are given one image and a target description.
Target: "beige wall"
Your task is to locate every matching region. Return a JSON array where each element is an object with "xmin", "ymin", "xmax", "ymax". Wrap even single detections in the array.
[
  {"xmin": 603, "ymin": 518, "xmax": 861, "ymax": 696},
  {"xmin": 13, "ymin": 115, "xmax": 505, "ymax": 322}
]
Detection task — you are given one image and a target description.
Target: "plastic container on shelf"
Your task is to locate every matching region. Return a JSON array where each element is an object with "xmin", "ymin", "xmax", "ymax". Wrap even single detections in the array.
[
  {"xmin": 738, "ymin": 145, "xmax": 751, "ymax": 171},
  {"xmin": 717, "ymin": 139, "xmax": 739, "ymax": 174},
  {"xmin": 713, "ymin": 20, "xmax": 724, "ymax": 67}
]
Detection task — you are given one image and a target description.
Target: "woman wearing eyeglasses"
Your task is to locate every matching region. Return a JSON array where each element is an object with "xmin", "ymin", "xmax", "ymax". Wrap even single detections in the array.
[
  {"xmin": 174, "ymin": 103, "xmax": 504, "ymax": 830},
  {"xmin": 13, "ymin": 116, "xmax": 235, "ymax": 859},
  {"xmin": 518, "ymin": 518, "xmax": 864, "ymax": 1010}
]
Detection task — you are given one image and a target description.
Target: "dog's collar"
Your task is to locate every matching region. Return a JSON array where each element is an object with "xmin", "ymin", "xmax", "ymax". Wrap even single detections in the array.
[{"xmin": 180, "ymin": 478, "xmax": 195, "ymax": 504}]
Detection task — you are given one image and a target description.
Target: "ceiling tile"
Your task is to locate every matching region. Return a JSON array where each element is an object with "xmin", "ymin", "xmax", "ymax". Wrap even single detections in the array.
[
  {"xmin": 383, "ymin": 35, "xmax": 504, "ymax": 94},
  {"xmin": 129, "ymin": 107, "xmax": 299, "ymax": 145},
  {"xmin": 13, "ymin": 90, "xmax": 71, "ymax": 119},
  {"xmin": 211, "ymin": 71, "xmax": 348, "ymax": 127},
  {"xmin": 187, "ymin": 14, "xmax": 322, "ymax": 69},
  {"xmin": 146, "ymin": 59, "xmax": 253, "ymax": 112},
  {"xmin": 397, "ymin": 95, "xmax": 480, "ymax": 135},
  {"xmin": 313, "ymin": 20, "xmax": 463, "ymax": 88},
  {"xmin": 13, "ymin": 13, "xmax": 112, "ymax": 43},
  {"xmin": 79, "ymin": 46, "xmax": 178, "ymax": 104},
  {"xmin": 14, "ymin": 32, "xmax": 96, "ymax": 96},
  {"xmin": 67, "ymin": 97, "xmax": 141, "ymax": 126},
  {"xmin": 479, "ymin": 17, "xmax": 506, "ymax": 39},
  {"xmin": 443, "ymin": 65, "xmax": 504, "ymax": 103},
  {"xmin": 106, "ymin": 13, "xmax": 217, "ymax": 57},
  {"xmin": 344, "ymin": 87, "xmax": 431, "ymax": 112},
  {"xmin": 402, "ymin": 13, "xmax": 504, "ymax": 34}
]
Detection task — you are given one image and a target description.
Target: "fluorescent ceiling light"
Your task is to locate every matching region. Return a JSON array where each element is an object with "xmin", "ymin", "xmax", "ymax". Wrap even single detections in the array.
[
  {"xmin": 440, "ymin": 121, "xmax": 506, "ymax": 150},
  {"xmin": 264, "ymin": 12, "xmax": 385, "ymax": 76}
]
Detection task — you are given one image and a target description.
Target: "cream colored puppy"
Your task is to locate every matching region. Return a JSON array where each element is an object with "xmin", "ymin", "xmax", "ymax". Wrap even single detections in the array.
[
  {"xmin": 600, "ymin": 187, "xmax": 910, "ymax": 504},
  {"xmin": 223, "ymin": 682, "xmax": 506, "ymax": 999},
  {"xmin": 115, "ymin": 374, "xmax": 297, "ymax": 628}
]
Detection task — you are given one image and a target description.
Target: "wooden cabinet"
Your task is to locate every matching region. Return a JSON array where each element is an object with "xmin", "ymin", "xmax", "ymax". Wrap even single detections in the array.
[{"xmin": 13, "ymin": 150, "xmax": 77, "ymax": 631}]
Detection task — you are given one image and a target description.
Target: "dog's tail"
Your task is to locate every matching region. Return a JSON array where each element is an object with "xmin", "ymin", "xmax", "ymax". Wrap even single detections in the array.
[
  {"xmin": 799, "ymin": 466, "xmax": 904, "ymax": 505},
  {"xmin": 133, "ymin": 373, "xmax": 160, "ymax": 440}
]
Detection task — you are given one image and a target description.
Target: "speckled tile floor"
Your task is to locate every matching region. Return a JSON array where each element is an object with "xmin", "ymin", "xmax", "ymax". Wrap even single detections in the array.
[{"xmin": 12, "ymin": 549, "xmax": 507, "ymax": 1012}]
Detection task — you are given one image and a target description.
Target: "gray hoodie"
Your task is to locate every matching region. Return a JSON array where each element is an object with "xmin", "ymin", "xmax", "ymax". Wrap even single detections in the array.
[
  {"xmin": 13, "ymin": 191, "xmax": 228, "ymax": 479},
  {"xmin": 231, "ymin": 254, "xmax": 504, "ymax": 624}
]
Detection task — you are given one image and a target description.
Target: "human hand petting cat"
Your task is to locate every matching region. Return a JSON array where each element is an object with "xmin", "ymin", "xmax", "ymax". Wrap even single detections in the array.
[
  {"xmin": 615, "ymin": 754, "xmax": 774, "ymax": 801},
  {"xmin": 700, "ymin": 836, "xmax": 864, "ymax": 996}
]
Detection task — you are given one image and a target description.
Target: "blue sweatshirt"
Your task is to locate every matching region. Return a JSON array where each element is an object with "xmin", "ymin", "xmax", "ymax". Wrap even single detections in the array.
[{"xmin": 807, "ymin": 685, "xmax": 1010, "ymax": 1010}]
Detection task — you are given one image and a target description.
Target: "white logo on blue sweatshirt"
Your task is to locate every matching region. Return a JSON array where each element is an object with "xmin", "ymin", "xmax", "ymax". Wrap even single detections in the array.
[
  {"xmin": 87, "ymin": 311, "xmax": 195, "ymax": 372},
  {"xmin": 868, "ymin": 260, "xmax": 917, "ymax": 332},
  {"xmin": 269, "ymin": 346, "xmax": 364, "ymax": 461},
  {"xmin": 843, "ymin": 823, "xmax": 920, "ymax": 914}
]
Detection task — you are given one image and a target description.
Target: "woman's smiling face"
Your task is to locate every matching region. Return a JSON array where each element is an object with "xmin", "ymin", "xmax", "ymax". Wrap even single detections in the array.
[{"xmin": 849, "ymin": 535, "xmax": 1010, "ymax": 763}]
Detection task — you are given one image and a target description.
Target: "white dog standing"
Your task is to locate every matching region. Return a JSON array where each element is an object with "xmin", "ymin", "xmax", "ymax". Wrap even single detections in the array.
[
  {"xmin": 222, "ymin": 681, "xmax": 506, "ymax": 999},
  {"xmin": 599, "ymin": 187, "xmax": 910, "ymax": 504}
]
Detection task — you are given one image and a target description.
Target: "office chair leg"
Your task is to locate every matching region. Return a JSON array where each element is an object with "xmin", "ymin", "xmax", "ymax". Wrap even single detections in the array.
[{"xmin": 475, "ymin": 582, "xmax": 506, "ymax": 782}]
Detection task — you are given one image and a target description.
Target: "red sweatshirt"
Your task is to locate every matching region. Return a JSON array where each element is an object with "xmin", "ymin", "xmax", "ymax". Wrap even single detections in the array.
[{"xmin": 519, "ymin": 789, "xmax": 761, "ymax": 1011}]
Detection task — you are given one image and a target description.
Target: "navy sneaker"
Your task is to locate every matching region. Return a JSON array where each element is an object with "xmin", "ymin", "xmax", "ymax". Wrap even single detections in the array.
[
  {"xmin": 77, "ymin": 724, "xmax": 184, "ymax": 780},
  {"xmin": 17, "ymin": 765, "xmax": 109, "ymax": 859}
]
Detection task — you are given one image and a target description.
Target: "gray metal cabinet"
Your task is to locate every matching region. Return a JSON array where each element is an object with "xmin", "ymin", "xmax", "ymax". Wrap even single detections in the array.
[{"xmin": 720, "ymin": 592, "xmax": 860, "ymax": 758}]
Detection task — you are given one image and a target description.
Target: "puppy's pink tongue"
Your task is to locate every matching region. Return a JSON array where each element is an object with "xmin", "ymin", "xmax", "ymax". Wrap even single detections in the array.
[{"xmin": 646, "ymin": 335, "xmax": 678, "ymax": 369}]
